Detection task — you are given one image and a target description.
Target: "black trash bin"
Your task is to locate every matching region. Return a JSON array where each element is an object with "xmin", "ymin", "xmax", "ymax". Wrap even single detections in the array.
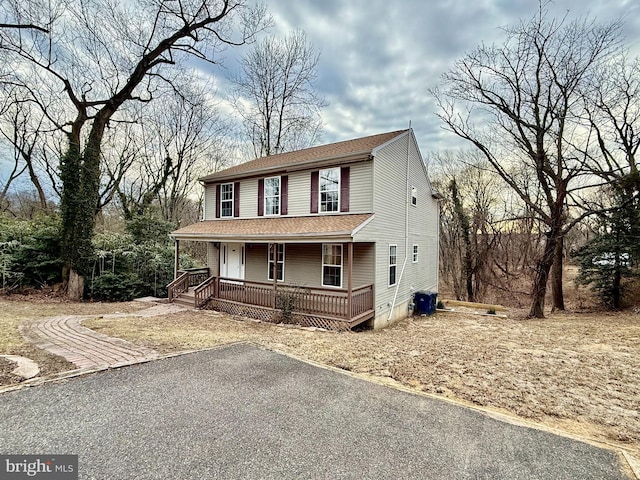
[{"xmin": 414, "ymin": 291, "xmax": 437, "ymax": 315}]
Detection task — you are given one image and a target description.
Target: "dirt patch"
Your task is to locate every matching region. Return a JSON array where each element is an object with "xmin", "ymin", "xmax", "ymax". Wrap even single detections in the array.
[
  {"xmin": 82, "ymin": 307, "xmax": 640, "ymax": 456},
  {"xmin": 0, "ymin": 356, "xmax": 20, "ymax": 385}
]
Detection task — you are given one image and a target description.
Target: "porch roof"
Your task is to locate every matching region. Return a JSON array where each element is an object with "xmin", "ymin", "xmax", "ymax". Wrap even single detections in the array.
[{"xmin": 171, "ymin": 213, "xmax": 374, "ymax": 242}]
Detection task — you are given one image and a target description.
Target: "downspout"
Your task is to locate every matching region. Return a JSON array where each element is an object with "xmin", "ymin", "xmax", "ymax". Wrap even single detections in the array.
[{"xmin": 388, "ymin": 128, "xmax": 411, "ymax": 322}]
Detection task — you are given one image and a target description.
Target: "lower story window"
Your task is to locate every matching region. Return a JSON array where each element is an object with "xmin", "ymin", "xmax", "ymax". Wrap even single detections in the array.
[
  {"xmin": 322, "ymin": 244, "xmax": 342, "ymax": 287},
  {"xmin": 268, "ymin": 244, "xmax": 285, "ymax": 281},
  {"xmin": 389, "ymin": 245, "xmax": 397, "ymax": 286}
]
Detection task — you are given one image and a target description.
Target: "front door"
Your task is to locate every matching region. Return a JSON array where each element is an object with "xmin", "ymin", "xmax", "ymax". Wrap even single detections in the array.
[{"xmin": 221, "ymin": 243, "xmax": 245, "ymax": 280}]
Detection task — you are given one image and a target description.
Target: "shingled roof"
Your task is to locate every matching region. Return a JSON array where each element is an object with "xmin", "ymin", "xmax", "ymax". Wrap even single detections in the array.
[
  {"xmin": 172, "ymin": 214, "xmax": 373, "ymax": 241},
  {"xmin": 200, "ymin": 129, "xmax": 408, "ymax": 182}
]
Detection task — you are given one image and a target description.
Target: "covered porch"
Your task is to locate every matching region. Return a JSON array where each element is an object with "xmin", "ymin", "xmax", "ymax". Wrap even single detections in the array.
[{"xmin": 168, "ymin": 215, "xmax": 376, "ymax": 331}]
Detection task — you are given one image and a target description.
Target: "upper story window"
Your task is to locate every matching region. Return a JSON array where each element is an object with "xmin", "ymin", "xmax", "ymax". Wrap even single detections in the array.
[
  {"xmin": 264, "ymin": 176, "xmax": 281, "ymax": 216},
  {"xmin": 320, "ymin": 168, "xmax": 340, "ymax": 212},
  {"xmin": 220, "ymin": 183, "xmax": 234, "ymax": 217},
  {"xmin": 411, "ymin": 186, "xmax": 417, "ymax": 206}
]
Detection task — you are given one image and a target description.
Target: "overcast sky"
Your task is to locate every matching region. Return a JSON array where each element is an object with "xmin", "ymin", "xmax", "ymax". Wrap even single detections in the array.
[{"xmin": 211, "ymin": 0, "xmax": 640, "ymax": 157}]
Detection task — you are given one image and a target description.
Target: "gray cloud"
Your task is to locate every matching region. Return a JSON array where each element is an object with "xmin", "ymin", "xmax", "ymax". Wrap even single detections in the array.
[{"xmin": 226, "ymin": 0, "xmax": 640, "ymax": 157}]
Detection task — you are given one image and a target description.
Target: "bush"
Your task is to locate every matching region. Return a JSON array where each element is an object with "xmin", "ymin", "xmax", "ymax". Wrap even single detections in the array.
[
  {"xmin": 89, "ymin": 272, "xmax": 145, "ymax": 302},
  {"xmin": 0, "ymin": 213, "xmax": 62, "ymax": 291},
  {"xmin": 88, "ymin": 224, "xmax": 200, "ymax": 301}
]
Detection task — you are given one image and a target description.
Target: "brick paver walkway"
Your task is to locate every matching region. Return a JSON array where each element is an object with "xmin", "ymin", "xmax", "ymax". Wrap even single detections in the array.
[{"xmin": 20, "ymin": 304, "xmax": 186, "ymax": 369}]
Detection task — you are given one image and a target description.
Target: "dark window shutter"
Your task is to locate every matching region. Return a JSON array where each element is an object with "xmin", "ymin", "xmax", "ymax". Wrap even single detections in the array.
[
  {"xmin": 258, "ymin": 179, "xmax": 264, "ymax": 216},
  {"xmin": 340, "ymin": 166, "xmax": 350, "ymax": 212},
  {"xmin": 281, "ymin": 175, "xmax": 288, "ymax": 215},
  {"xmin": 234, "ymin": 182, "xmax": 240, "ymax": 217},
  {"xmin": 215, "ymin": 184, "xmax": 220, "ymax": 218},
  {"xmin": 310, "ymin": 171, "xmax": 319, "ymax": 213}
]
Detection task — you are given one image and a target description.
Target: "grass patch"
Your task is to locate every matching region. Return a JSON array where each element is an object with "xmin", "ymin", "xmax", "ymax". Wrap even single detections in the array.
[
  {"xmin": 2, "ymin": 295, "xmax": 639, "ymax": 457},
  {"xmin": 85, "ymin": 307, "xmax": 640, "ymax": 455}
]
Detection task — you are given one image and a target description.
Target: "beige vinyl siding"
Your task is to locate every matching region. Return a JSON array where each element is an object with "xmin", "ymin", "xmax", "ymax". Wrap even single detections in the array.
[
  {"xmin": 286, "ymin": 161, "xmax": 372, "ymax": 216},
  {"xmin": 286, "ymin": 171, "xmax": 311, "ymax": 216},
  {"xmin": 206, "ymin": 242, "xmax": 219, "ymax": 275},
  {"xmin": 245, "ymin": 243, "xmax": 268, "ymax": 282},
  {"xmin": 352, "ymin": 243, "xmax": 375, "ymax": 287},
  {"xmin": 204, "ymin": 160, "xmax": 374, "ymax": 219},
  {"xmin": 405, "ymin": 136, "xmax": 439, "ymax": 295},
  {"xmin": 355, "ymin": 132, "xmax": 439, "ymax": 317},
  {"xmin": 282, "ymin": 244, "xmax": 322, "ymax": 285},
  {"xmin": 245, "ymin": 243, "xmax": 322, "ymax": 285},
  {"xmin": 348, "ymin": 161, "xmax": 373, "ymax": 212},
  {"xmin": 242, "ymin": 242, "xmax": 374, "ymax": 289},
  {"xmin": 239, "ymin": 178, "xmax": 258, "ymax": 218}
]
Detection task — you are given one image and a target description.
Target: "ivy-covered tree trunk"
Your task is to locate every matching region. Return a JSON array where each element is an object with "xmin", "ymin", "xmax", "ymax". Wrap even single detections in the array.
[
  {"xmin": 551, "ymin": 236, "xmax": 565, "ymax": 312},
  {"xmin": 449, "ymin": 179, "xmax": 475, "ymax": 302},
  {"xmin": 59, "ymin": 118, "xmax": 106, "ymax": 299},
  {"xmin": 529, "ymin": 231, "xmax": 558, "ymax": 318}
]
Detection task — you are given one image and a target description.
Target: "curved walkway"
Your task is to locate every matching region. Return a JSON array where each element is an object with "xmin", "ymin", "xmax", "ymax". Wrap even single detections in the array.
[{"xmin": 20, "ymin": 304, "xmax": 186, "ymax": 369}]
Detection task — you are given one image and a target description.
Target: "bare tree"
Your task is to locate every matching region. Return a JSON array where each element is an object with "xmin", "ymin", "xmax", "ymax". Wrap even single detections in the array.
[
  {"xmin": 0, "ymin": 0, "xmax": 269, "ymax": 298},
  {"xmin": 115, "ymin": 83, "xmax": 234, "ymax": 226},
  {"xmin": 0, "ymin": 89, "xmax": 52, "ymax": 210},
  {"xmin": 432, "ymin": 151, "xmax": 511, "ymax": 303},
  {"xmin": 232, "ymin": 29, "xmax": 326, "ymax": 157},
  {"xmin": 432, "ymin": 4, "xmax": 621, "ymax": 317},
  {"xmin": 587, "ymin": 53, "xmax": 640, "ymax": 179}
]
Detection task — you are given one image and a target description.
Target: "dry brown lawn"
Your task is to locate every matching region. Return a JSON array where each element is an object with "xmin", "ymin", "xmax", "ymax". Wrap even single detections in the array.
[
  {"xmin": 84, "ymin": 307, "xmax": 640, "ymax": 456},
  {"xmin": 1, "ymin": 294, "xmax": 638, "ymax": 458}
]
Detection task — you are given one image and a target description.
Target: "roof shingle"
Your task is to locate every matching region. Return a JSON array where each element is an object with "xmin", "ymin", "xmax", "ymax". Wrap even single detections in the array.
[
  {"xmin": 172, "ymin": 214, "xmax": 373, "ymax": 240},
  {"xmin": 200, "ymin": 129, "xmax": 408, "ymax": 182}
]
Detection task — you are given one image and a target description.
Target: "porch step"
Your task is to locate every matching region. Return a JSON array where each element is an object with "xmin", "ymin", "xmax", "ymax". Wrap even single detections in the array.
[{"xmin": 173, "ymin": 295, "xmax": 196, "ymax": 308}]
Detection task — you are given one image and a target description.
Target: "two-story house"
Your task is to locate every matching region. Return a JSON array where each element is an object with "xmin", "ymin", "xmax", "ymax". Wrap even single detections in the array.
[{"xmin": 168, "ymin": 129, "xmax": 440, "ymax": 330}]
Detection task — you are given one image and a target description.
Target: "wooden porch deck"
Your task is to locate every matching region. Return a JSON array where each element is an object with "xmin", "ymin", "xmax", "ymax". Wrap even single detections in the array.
[{"xmin": 168, "ymin": 269, "xmax": 375, "ymax": 331}]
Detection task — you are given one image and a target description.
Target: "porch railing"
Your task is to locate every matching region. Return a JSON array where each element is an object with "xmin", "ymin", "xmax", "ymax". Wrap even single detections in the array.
[
  {"xmin": 168, "ymin": 268, "xmax": 210, "ymax": 303},
  {"xmin": 194, "ymin": 277, "xmax": 374, "ymax": 321},
  {"xmin": 194, "ymin": 276, "xmax": 216, "ymax": 308},
  {"xmin": 178, "ymin": 267, "xmax": 210, "ymax": 287},
  {"xmin": 167, "ymin": 271, "xmax": 190, "ymax": 302}
]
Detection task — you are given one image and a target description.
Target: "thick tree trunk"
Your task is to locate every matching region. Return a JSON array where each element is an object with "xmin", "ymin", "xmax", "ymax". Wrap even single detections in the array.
[
  {"xmin": 67, "ymin": 268, "xmax": 85, "ymax": 300},
  {"xmin": 551, "ymin": 236, "xmax": 565, "ymax": 312},
  {"xmin": 528, "ymin": 232, "xmax": 558, "ymax": 318},
  {"xmin": 465, "ymin": 249, "xmax": 474, "ymax": 302},
  {"xmin": 60, "ymin": 116, "xmax": 106, "ymax": 299}
]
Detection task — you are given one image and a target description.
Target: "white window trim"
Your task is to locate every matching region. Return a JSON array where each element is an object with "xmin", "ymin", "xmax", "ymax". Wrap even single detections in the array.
[
  {"xmin": 389, "ymin": 244, "xmax": 398, "ymax": 287},
  {"xmin": 264, "ymin": 176, "xmax": 281, "ymax": 216},
  {"xmin": 321, "ymin": 243, "xmax": 343, "ymax": 288},
  {"xmin": 319, "ymin": 167, "xmax": 340, "ymax": 213},
  {"xmin": 220, "ymin": 182, "xmax": 234, "ymax": 218},
  {"xmin": 412, "ymin": 244, "xmax": 419, "ymax": 263},
  {"xmin": 267, "ymin": 244, "xmax": 285, "ymax": 282},
  {"xmin": 411, "ymin": 185, "xmax": 417, "ymax": 207}
]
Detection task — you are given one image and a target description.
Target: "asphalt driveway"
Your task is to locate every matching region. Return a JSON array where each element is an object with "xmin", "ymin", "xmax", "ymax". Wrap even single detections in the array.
[{"xmin": 0, "ymin": 343, "xmax": 630, "ymax": 479}]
